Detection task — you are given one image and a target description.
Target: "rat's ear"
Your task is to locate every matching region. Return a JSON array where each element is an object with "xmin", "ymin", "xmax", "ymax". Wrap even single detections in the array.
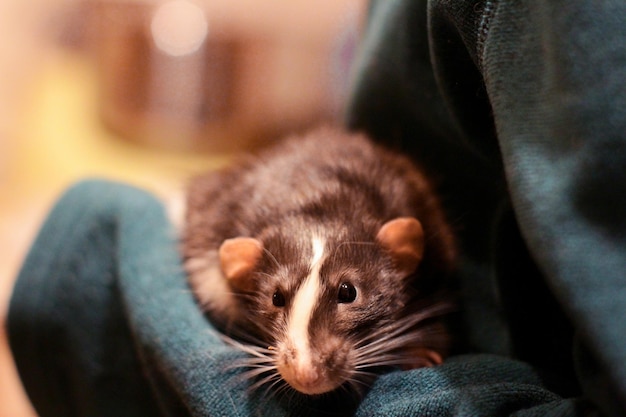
[
  {"xmin": 219, "ymin": 237, "xmax": 263, "ymax": 291},
  {"xmin": 400, "ymin": 348, "xmax": 444, "ymax": 370},
  {"xmin": 376, "ymin": 217, "xmax": 424, "ymax": 276}
]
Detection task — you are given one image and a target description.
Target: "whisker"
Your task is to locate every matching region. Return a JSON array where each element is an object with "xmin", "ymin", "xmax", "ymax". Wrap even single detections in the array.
[
  {"xmin": 255, "ymin": 271, "xmax": 275, "ymax": 280},
  {"xmin": 177, "ymin": 288, "xmax": 195, "ymax": 296},
  {"xmin": 353, "ymin": 353, "xmax": 409, "ymax": 367},
  {"xmin": 335, "ymin": 241, "xmax": 377, "ymax": 250},
  {"xmin": 230, "ymin": 357, "xmax": 275, "ymax": 366},
  {"xmin": 349, "ymin": 369, "xmax": 379, "ymax": 379},
  {"xmin": 355, "ymin": 330, "xmax": 429, "ymax": 356},
  {"xmin": 355, "ymin": 357, "xmax": 413, "ymax": 369},
  {"xmin": 356, "ymin": 324, "xmax": 448, "ymax": 361},
  {"xmin": 248, "ymin": 371, "xmax": 283, "ymax": 393},
  {"xmin": 271, "ymin": 382, "xmax": 296, "ymax": 407},
  {"xmin": 356, "ymin": 302, "xmax": 454, "ymax": 347},
  {"xmin": 261, "ymin": 247, "xmax": 281, "ymax": 270},
  {"xmin": 257, "ymin": 377, "xmax": 293, "ymax": 406},
  {"xmin": 348, "ymin": 301, "xmax": 455, "ymax": 378},
  {"xmin": 355, "ymin": 341, "xmax": 444, "ymax": 369},
  {"xmin": 330, "ymin": 241, "xmax": 377, "ymax": 259},
  {"xmin": 343, "ymin": 375, "xmax": 373, "ymax": 398},
  {"xmin": 356, "ymin": 322, "xmax": 426, "ymax": 352},
  {"xmin": 236, "ymin": 365, "xmax": 278, "ymax": 379},
  {"xmin": 219, "ymin": 333, "xmax": 274, "ymax": 355},
  {"xmin": 216, "ymin": 332, "xmax": 294, "ymax": 401}
]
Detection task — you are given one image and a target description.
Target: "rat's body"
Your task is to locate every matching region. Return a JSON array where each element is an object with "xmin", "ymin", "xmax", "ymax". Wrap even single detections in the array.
[{"xmin": 182, "ymin": 127, "xmax": 457, "ymax": 395}]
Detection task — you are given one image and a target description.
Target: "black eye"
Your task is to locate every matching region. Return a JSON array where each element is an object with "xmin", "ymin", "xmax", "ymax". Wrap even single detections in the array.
[
  {"xmin": 337, "ymin": 282, "xmax": 357, "ymax": 303},
  {"xmin": 272, "ymin": 290, "xmax": 286, "ymax": 307}
]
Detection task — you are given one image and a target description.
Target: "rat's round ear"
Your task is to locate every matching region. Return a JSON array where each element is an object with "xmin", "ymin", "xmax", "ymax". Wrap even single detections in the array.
[
  {"xmin": 219, "ymin": 237, "xmax": 263, "ymax": 291},
  {"xmin": 400, "ymin": 348, "xmax": 444, "ymax": 370},
  {"xmin": 376, "ymin": 217, "xmax": 424, "ymax": 276}
]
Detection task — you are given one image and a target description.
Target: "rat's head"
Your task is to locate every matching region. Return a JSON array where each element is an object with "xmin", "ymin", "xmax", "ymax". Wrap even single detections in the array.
[{"xmin": 219, "ymin": 217, "xmax": 446, "ymax": 395}]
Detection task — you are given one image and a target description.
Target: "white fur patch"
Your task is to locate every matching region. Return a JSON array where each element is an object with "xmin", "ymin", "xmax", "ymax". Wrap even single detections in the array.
[
  {"xmin": 186, "ymin": 251, "xmax": 238, "ymax": 320},
  {"xmin": 287, "ymin": 236, "xmax": 325, "ymax": 367},
  {"xmin": 163, "ymin": 187, "xmax": 187, "ymax": 232}
]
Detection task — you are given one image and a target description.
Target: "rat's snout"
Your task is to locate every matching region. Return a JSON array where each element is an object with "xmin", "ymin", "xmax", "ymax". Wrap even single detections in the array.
[
  {"xmin": 276, "ymin": 335, "xmax": 352, "ymax": 395},
  {"xmin": 276, "ymin": 347, "xmax": 336, "ymax": 395},
  {"xmin": 287, "ymin": 363, "xmax": 322, "ymax": 393}
]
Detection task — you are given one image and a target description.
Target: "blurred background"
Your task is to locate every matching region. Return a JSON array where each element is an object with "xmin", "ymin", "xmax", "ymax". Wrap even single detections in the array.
[{"xmin": 0, "ymin": 0, "xmax": 365, "ymax": 414}]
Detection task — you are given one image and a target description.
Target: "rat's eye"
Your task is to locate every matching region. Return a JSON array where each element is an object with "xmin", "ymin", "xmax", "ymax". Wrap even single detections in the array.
[
  {"xmin": 272, "ymin": 290, "xmax": 286, "ymax": 307},
  {"xmin": 337, "ymin": 282, "xmax": 357, "ymax": 303}
]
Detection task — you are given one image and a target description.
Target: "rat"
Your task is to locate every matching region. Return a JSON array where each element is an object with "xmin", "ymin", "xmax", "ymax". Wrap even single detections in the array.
[{"xmin": 181, "ymin": 127, "xmax": 457, "ymax": 396}]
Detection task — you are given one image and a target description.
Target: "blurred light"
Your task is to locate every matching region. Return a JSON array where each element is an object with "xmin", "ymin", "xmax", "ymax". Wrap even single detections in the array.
[{"xmin": 150, "ymin": 0, "xmax": 209, "ymax": 57}]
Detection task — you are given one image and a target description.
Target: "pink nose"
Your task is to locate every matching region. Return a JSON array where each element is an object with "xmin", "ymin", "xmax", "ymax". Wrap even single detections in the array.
[
  {"xmin": 279, "ymin": 362, "xmax": 333, "ymax": 395},
  {"xmin": 293, "ymin": 367, "xmax": 320, "ymax": 390}
]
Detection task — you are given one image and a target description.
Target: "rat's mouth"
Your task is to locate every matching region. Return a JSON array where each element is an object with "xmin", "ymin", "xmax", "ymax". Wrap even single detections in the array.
[{"xmin": 277, "ymin": 362, "xmax": 345, "ymax": 395}]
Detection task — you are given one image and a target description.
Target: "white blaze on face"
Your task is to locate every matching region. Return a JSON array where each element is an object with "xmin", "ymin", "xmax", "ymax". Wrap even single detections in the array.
[{"xmin": 283, "ymin": 235, "xmax": 326, "ymax": 390}]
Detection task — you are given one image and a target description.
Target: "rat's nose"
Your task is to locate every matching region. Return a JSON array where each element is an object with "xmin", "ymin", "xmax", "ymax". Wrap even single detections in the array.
[
  {"xmin": 292, "ymin": 366, "xmax": 320, "ymax": 391},
  {"xmin": 278, "ymin": 355, "xmax": 336, "ymax": 395}
]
